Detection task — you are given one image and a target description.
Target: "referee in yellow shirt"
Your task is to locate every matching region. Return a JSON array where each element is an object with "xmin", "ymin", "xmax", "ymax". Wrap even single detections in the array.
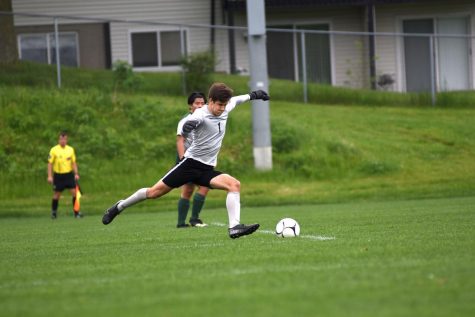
[{"xmin": 47, "ymin": 131, "xmax": 81, "ymax": 219}]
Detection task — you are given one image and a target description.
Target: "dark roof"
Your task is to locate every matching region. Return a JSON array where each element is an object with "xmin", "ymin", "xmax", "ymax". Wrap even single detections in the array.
[{"xmin": 225, "ymin": 0, "xmax": 418, "ymax": 10}]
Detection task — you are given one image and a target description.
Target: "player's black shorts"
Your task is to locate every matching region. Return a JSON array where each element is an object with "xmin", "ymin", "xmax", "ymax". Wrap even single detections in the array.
[
  {"xmin": 162, "ymin": 158, "xmax": 221, "ymax": 188},
  {"xmin": 53, "ymin": 172, "xmax": 75, "ymax": 192}
]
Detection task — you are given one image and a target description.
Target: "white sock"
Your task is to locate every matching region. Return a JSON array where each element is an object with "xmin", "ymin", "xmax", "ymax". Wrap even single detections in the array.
[
  {"xmin": 118, "ymin": 188, "xmax": 148, "ymax": 211},
  {"xmin": 226, "ymin": 192, "xmax": 240, "ymax": 228}
]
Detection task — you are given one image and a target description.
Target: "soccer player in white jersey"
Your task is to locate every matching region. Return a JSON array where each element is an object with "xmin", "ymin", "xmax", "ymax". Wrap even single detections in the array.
[
  {"xmin": 175, "ymin": 92, "xmax": 209, "ymax": 228},
  {"xmin": 103, "ymin": 83, "xmax": 270, "ymax": 239}
]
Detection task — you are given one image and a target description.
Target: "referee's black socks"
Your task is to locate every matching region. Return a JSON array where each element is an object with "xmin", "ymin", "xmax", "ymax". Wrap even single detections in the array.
[{"xmin": 51, "ymin": 199, "xmax": 59, "ymax": 213}]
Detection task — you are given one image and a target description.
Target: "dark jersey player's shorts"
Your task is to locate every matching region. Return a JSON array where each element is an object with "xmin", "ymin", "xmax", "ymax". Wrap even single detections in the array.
[
  {"xmin": 162, "ymin": 158, "xmax": 221, "ymax": 188},
  {"xmin": 53, "ymin": 172, "xmax": 75, "ymax": 192}
]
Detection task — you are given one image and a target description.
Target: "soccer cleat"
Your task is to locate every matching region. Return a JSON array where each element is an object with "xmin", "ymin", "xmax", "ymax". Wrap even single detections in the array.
[
  {"xmin": 102, "ymin": 201, "xmax": 122, "ymax": 225},
  {"xmin": 51, "ymin": 212, "xmax": 57, "ymax": 219},
  {"xmin": 177, "ymin": 223, "xmax": 191, "ymax": 228},
  {"xmin": 189, "ymin": 218, "xmax": 208, "ymax": 227},
  {"xmin": 74, "ymin": 212, "xmax": 83, "ymax": 219},
  {"xmin": 228, "ymin": 223, "xmax": 260, "ymax": 239}
]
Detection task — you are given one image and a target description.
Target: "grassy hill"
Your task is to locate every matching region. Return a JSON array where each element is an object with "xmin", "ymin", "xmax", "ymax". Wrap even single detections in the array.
[{"xmin": 1, "ymin": 62, "xmax": 475, "ymax": 217}]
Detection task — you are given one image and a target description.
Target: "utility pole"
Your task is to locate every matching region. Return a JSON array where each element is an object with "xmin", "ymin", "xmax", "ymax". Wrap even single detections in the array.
[{"xmin": 246, "ymin": 0, "xmax": 272, "ymax": 170}]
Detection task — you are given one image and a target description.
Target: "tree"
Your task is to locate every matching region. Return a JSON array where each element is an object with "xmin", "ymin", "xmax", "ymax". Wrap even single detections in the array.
[{"xmin": 0, "ymin": 0, "xmax": 18, "ymax": 63}]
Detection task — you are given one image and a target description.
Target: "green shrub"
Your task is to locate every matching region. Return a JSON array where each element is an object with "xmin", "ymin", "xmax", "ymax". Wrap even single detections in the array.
[
  {"xmin": 181, "ymin": 51, "xmax": 215, "ymax": 93},
  {"xmin": 113, "ymin": 60, "xmax": 143, "ymax": 91}
]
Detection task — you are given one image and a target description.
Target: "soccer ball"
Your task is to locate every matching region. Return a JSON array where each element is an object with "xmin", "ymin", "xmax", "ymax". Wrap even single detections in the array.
[{"xmin": 275, "ymin": 218, "xmax": 300, "ymax": 238}]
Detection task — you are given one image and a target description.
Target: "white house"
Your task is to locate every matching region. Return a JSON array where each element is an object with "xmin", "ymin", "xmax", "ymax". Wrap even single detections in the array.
[{"xmin": 11, "ymin": 0, "xmax": 475, "ymax": 92}]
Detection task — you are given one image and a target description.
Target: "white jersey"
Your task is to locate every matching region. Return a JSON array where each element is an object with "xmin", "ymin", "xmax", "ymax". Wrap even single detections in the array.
[
  {"xmin": 183, "ymin": 94, "xmax": 250, "ymax": 166},
  {"xmin": 176, "ymin": 113, "xmax": 192, "ymax": 150}
]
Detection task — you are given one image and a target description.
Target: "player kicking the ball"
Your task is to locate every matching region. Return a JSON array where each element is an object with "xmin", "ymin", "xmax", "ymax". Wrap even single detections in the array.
[{"xmin": 102, "ymin": 83, "xmax": 270, "ymax": 239}]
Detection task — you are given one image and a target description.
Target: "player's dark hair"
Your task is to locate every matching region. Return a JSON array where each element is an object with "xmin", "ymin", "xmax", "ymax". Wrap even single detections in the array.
[
  {"xmin": 187, "ymin": 92, "xmax": 207, "ymax": 105},
  {"xmin": 59, "ymin": 130, "xmax": 68, "ymax": 137},
  {"xmin": 208, "ymin": 83, "xmax": 233, "ymax": 103}
]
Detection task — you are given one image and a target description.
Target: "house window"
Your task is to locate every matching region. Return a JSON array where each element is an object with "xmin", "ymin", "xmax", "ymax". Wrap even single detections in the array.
[
  {"xmin": 19, "ymin": 34, "xmax": 48, "ymax": 64},
  {"xmin": 18, "ymin": 33, "xmax": 79, "ymax": 67},
  {"xmin": 131, "ymin": 32, "xmax": 158, "ymax": 67},
  {"xmin": 131, "ymin": 30, "xmax": 186, "ymax": 69},
  {"xmin": 49, "ymin": 33, "xmax": 79, "ymax": 67},
  {"xmin": 267, "ymin": 24, "xmax": 332, "ymax": 84},
  {"xmin": 296, "ymin": 24, "xmax": 332, "ymax": 85},
  {"xmin": 402, "ymin": 17, "xmax": 470, "ymax": 92},
  {"xmin": 267, "ymin": 25, "xmax": 295, "ymax": 80}
]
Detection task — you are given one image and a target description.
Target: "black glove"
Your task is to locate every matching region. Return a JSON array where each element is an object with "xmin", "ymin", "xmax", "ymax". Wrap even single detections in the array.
[
  {"xmin": 182, "ymin": 120, "xmax": 199, "ymax": 133},
  {"xmin": 249, "ymin": 90, "xmax": 270, "ymax": 101}
]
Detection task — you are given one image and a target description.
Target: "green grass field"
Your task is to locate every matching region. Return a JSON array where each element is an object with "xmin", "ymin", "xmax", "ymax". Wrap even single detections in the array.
[
  {"xmin": 1, "ymin": 62, "xmax": 475, "ymax": 316},
  {"xmin": 1, "ymin": 196, "xmax": 474, "ymax": 317}
]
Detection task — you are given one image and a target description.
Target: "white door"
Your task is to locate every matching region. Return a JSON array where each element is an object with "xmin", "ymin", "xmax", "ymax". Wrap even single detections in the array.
[{"xmin": 437, "ymin": 17, "xmax": 470, "ymax": 91}]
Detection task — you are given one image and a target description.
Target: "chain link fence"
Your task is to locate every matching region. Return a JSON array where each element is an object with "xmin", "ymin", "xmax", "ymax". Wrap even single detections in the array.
[{"xmin": 4, "ymin": 11, "xmax": 475, "ymax": 105}]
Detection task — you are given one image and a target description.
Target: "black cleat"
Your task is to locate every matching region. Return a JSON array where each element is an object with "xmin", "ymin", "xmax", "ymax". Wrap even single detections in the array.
[
  {"xmin": 176, "ymin": 223, "xmax": 191, "ymax": 228},
  {"xmin": 51, "ymin": 212, "xmax": 57, "ymax": 219},
  {"xmin": 189, "ymin": 218, "xmax": 208, "ymax": 227},
  {"xmin": 102, "ymin": 201, "xmax": 122, "ymax": 225},
  {"xmin": 74, "ymin": 212, "xmax": 83, "ymax": 219},
  {"xmin": 228, "ymin": 223, "xmax": 260, "ymax": 239}
]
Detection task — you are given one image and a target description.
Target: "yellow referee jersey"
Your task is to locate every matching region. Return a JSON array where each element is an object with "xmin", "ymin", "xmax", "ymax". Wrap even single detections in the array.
[{"xmin": 48, "ymin": 145, "xmax": 76, "ymax": 174}]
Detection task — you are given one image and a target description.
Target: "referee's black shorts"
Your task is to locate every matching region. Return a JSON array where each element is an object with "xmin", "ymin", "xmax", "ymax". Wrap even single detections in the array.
[
  {"xmin": 162, "ymin": 158, "xmax": 221, "ymax": 188},
  {"xmin": 53, "ymin": 172, "xmax": 75, "ymax": 192}
]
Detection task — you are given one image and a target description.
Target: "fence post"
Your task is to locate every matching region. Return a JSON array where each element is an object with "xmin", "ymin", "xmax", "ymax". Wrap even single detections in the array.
[
  {"xmin": 300, "ymin": 30, "xmax": 308, "ymax": 103},
  {"xmin": 54, "ymin": 17, "xmax": 62, "ymax": 88},
  {"xmin": 429, "ymin": 35, "xmax": 436, "ymax": 106}
]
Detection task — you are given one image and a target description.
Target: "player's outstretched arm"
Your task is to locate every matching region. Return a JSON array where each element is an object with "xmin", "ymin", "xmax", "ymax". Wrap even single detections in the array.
[
  {"xmin": 226, "ymin": 91, "xmax": 270, "ymax": 112},
  {"xmin": 182, "ymin": 119, "xmax": 200, "ymax": 134},
  {"xmin": 249, "ymin": 90, "xmax": 270, "ymax": 101}
]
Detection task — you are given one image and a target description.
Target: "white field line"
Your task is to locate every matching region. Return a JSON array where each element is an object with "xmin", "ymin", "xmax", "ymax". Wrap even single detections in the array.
[{"xmin": 211, "ymin": 222, "xmax": 335, "ymax": 241}]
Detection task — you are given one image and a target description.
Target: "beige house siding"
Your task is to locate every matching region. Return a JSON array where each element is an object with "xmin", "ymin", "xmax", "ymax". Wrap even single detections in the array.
[
  {"xmin": 12, "ymin": 0, "xmax": 371, "ymax": 85},
  {"xmin": 232, "ymin": 6, "xmax": 369, "ymax": 88},
  {"xmin": 226, "ymin": 1, "xmax": 475, "ymax": 91},
  {"xmin": 13, "ymin": 0, "xmax": 212, "ymax": 25},
  {"xmin": 12, "ymin": 0, "xmax": 475, "ymax": 91},
  {"xmin": 12, "ymin": 0, "xmax": 224, "ymax": 70}
]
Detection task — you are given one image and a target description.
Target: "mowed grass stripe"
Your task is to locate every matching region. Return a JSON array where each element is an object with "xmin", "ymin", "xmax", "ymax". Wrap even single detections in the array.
[{"xmin": 0, "ymin": 196, "xmax": 474, "ymax": 317}]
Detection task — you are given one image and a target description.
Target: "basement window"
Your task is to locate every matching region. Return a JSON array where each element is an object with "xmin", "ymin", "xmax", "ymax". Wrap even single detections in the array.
[{"xmin": 18, "ymin": 32, "xmax": 79, "ymax": 67}]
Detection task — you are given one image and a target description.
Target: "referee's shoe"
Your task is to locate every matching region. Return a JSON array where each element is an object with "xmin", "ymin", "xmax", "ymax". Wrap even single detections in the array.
[
  {"xmin": 102, "ymin": 200, "xmax": 123, "ymax": 225},
  {"xmin": 228, "ymin": 223, "xmax": 260, "ymax": 239}
]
